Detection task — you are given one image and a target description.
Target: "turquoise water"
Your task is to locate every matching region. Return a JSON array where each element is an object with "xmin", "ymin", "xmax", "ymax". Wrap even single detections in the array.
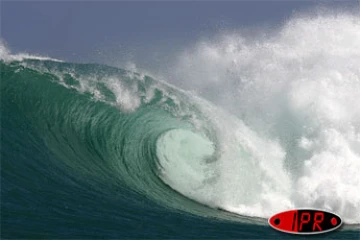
[{"xmin": 1, "ymin": 59, "xmax": 359, "ymax": 239}]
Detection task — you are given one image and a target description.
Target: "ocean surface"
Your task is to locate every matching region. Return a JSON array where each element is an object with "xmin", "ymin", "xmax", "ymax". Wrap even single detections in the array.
[{"xmin": 1, "ymin": 13, "xmax": 360, "ymax": 239}]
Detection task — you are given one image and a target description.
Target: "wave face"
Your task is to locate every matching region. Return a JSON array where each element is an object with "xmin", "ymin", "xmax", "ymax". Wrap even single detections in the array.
[
  {"xmin": 1, "ymin": 13, "xmax": 359, "ymax": 238},
  {"xmin": 2, "ymin": 57, "xmax": 253, "ymax": 238}
]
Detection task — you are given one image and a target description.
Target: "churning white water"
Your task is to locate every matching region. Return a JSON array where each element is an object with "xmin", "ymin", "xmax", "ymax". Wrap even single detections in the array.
[{"xmin": 157, "ymin": 13, "xmax": 360, "ymax": 224}]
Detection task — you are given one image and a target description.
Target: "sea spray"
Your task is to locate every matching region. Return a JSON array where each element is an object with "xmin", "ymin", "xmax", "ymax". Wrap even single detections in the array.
[{"xmin": 156, "ymin": 13, "xmax": 360, "ymax": 223}]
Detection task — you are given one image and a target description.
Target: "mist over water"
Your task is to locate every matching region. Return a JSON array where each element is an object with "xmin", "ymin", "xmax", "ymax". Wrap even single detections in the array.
[{"xmin": 154, "ymin": 13, "xmax": 360, "ymax": 223}]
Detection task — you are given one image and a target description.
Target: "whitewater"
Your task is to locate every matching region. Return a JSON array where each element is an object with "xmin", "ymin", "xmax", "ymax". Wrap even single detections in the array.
[
  {"xmin": 1, "ymin": 12, "xmax": 359, "ymax": 238},
  {"xmin": 156, "ymin": 13, "xmax": 360, "ymax": 224}
]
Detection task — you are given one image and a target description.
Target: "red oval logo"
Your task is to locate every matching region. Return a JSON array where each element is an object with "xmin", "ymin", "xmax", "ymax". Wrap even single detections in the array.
[{"xmin": 268, "ymin": 209, "xmax": 342, "ymax": 234}]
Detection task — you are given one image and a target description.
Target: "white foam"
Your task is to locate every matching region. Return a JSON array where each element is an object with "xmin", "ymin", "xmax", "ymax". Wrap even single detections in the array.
[
  {"xmin": 158, "ymin": 13, "xmax": 360, "ymax": 223},
  {"xmin": 105, "ymin": 77, "xmax": 141, "ymax": 112}
]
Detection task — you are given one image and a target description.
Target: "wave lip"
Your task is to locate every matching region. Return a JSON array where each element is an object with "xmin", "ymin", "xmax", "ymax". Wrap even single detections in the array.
[{"xmin": 0, "ymin": 40, "xmax": 62, "ymax": 62}]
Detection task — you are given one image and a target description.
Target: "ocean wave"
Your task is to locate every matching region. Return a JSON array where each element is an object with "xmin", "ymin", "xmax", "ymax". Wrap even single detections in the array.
[{"xmin": 1, "ymin": 12, "xmax": 359, "ymax": 225}]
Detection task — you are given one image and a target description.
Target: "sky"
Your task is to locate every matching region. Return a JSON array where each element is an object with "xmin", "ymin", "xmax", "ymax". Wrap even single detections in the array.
[{"xmin": 1, "ymin": 1, "xmax": 358, "ymax": 69}]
